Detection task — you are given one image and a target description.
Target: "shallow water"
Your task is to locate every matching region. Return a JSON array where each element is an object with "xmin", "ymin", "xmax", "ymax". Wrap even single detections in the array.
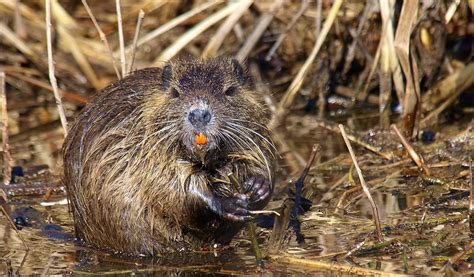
[{"xmin": 1, "ymin": 113, "xmax": 472, "ymax": 275}]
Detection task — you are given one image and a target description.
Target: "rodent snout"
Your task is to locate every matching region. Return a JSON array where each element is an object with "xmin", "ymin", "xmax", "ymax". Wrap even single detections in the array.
[{"xmin": 188, "ymin": 109, "xmax": 212, "ymax": 129}]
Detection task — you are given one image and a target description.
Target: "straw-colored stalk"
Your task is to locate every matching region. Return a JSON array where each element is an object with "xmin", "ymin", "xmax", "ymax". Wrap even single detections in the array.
[
  {"xmin": 127, "ymin": 9, "xmax": 145, "ymax": 74},
  {"xmin": 235, "ymin": 0, "xmax": 286, "ymax": 62},
  {"xmin": 123, "ymin": 1, "xmax": 221, "ymax": 55},
  {"xmin": 394, "ymin": 0, "xmax": 419, "ymax": 137},
  {"xmin": 116, "ymin": 0, "xmax": 126, "ymax": 77},
  {"xmin": 153, "ymin": 0, "xmax": 241, "ymax": 66},
  {"xmin": 338, "ymin": 124, "xmax": 383, "ymax": 242},
  {"xmin": 81, "ymin": 0, "xmax": 121, "ymax": 79},
  {"xmin": 45, "ymin": 0, "xmax": 68, "ymax": 137},
  {"xmin": 0, "ymin": 72, "xmax": 12, "ymax": 185},
  {"xmin": 391, "ymin": 124, "xmax": 430, "ymax": 175},
  {"xmin": 201, "ymin": 0, "xmax": 252, "ymax": 58},
  {"xmin": 272, "ymin": 0, "xmax": 343, "ymax": 127}
]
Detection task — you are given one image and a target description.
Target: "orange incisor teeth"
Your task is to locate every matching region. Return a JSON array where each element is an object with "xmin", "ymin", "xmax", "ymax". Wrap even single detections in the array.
[{"xmin": 195, "ymin": 132, "xmax": 207, "ymax": 145}]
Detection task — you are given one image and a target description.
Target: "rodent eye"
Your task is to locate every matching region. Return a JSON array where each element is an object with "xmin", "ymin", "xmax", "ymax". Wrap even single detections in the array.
[
  {"xmin": 224, "ymin": 86, "xmax": 239, "ymax": 96},
  {"xmin": 170, "ymin": 88, "xmax": 179, "ymax": 98}
]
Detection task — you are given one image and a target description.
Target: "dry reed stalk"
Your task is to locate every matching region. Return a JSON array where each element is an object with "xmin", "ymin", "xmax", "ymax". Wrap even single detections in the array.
[
  {"xmin": 338, "ymin": 124, "xmax": 383, "ymax": 242},
  {"xmin": 1, "ymin": 0, "xmax": 44, "ymax": 27},
  {"xmin": 153, "ymin": 1, "xmax": 241, "ymax": 66},
  {"xmin": 6, "ymin": 72, "xmax": 87, "ymax": 104},
  {"xmin": 0, "ymin": 72, "xmax": 12, "ymax": 185},
  {"xmin": 265, "ymin": 0, "xmax": 309, "ymax": 61},
  {"xmin": 271, "ymin": 0, "xmax": 343, "ymax": 127},
  {"xmin": 445, "ymin": 0, "xmax": 461, "ymax": 23},
  {"xmin": 116, "ymin": 0, "xmax": 126, "ymax": 77},
  {"xmin": 394, "ymin": 0, "xmax": 419, "ymax": 138},
  {"xmin": 46, "ymin": 0, "xmax": 68, "ymax": 137},
  {"xmin": 81, "ymin": 0, "xmax": 121, "ymax": 79},
  {"xmin": 51, "ymin": 0, "xmax": 80, "ymax": 31},
  {"xmin": 57, "ymin": 25, "xmax": 102, "ymax": 90},
  {"xmin": 235, "ymin": 0, "xmax": 286, "ymax": 62},
  {"xmin": 201, "ymin": 0, "xmax": 252, "ymax": 58},
  {"xmin": 421, "ymin": 63, "xmax": 474, "ymax": 113},
  {"xmin": 124, "ymin": 1, "xmax": 220, "ymax": 54},
  {"xmin": 391, "ymin": 124, "xmax": 430, "ymax": 176},
  {"xmin": 14, "ymin": 0, "xmax": 26, "ymax": 39},
  {"xmin": 379, "ymin": 0, "xmax": 404, "ymax": 105},
  {"xmin": 127, "ymin": 9, "xmax": 145, "ymax": 74},
  {"xmin": 270, "ymin": 255, "xmax": 409, "ymax": 277},
  {"xmin": 0, "ymin": 23, "xmax": 42, "ymax": 66}
]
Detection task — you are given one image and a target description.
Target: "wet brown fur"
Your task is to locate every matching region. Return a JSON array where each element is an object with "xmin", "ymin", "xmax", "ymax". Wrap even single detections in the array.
[{"xmin": 63, "ymin": 57, "xmax": 276, "ymax": 255}]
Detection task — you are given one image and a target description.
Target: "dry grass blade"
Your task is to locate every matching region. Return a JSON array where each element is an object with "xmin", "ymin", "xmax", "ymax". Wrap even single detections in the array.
[
  {"xmin": 153, "ymin": 1, "xmax": 241, "ymax": 66},
  {"xmin": 272, "ymin": 0, "xmax": 343, "ymax": 127},
  {"xmin": 81, "ymin": 0, "xmax": 121, "ymax": 79},
  {"xmin": 14, "ymin": 0, "xmax": 26, "ymax": 39},
  {"xmin": 265, "ymin": 0, "xmax": 309, "ymax": 61},
  {"xmin": 201, "ymin": 0, "xmax": 252, "ymax": 58},
  {"xmin": 235, "ymin": 0, "xmax": 286, "ymax": 62},
  {"xmin": 116, "ymin": 0, "xmax": 126, "ymax": 77},
  {"xmin": 0, "ymin": 72, "xmax": 12, "ymax": 185},
  {"xmin": 270, "ymin": 255, "xmax": 409, "ymax": 276},
  {"xmin": 57, "ymin": 25, "xmax": 102, "ymax": 90},
  {"xmin": 391, "ymin": 124, "xmax": 430, "ymax": 175},
  {"xmin": 338, "ymin": 124, "xmax": 383, "ymax": 242},
  {"xmin": 6, "ymin": 72, "xmax": 87, "ymax": 104},
  {"xmin": 46, "ymin": 0, "xmax": 68, "ymax": 137},
  {"xmin": 445, "ymin": 0, "xmax": 461, "ymax": 23},
  {"xmin": 394, "ymin": 0, "xmax": 419, "ymax": 137},
  {"xmin": 0, "ymin": 23, "xmax": 41, "ymax": 65},
  {"xmin": 125, "ymin": 1, "xmax": 221, "ymax": 54},
  {"xmin": 127, "ymin": 9, "xmax": 145, "ymax": 74},
  {"xmin": 420, "ymin": 63, "xmax": 474, "ymax": 127}
]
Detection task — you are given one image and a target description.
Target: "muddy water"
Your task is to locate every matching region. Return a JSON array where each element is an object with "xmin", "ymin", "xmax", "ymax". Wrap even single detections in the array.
[{"xmin": 0, "ymin": 115, "xmax": 472, "ymax": 275}]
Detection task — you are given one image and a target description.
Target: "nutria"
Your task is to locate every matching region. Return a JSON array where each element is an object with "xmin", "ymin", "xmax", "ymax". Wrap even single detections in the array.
[{"xmin": 62, "ymin": 57, "xmax": 276, "ymax": 255}]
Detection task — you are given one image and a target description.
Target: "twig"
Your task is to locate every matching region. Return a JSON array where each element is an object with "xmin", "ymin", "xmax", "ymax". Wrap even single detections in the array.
[
  {"xmin": 265, "ymin": 0, "xmax": 309, "ymax": 61},
  {"xmin": 338, "ymin": 124, "xmax": 383, "ymax": 242},
  {"xmin": 153, "ymin": 1, "xmax": 240, "ymax": 66},
  {"xmin": 271, "ymin": 0, "xmax": 343, "ymax": 127},
  {"xmin": 81, "ymin": 0, "xmax": 121, "ymax": 79},
  {"xmin": 0, "ymin": 72, "xmax": 12, "ymax": 185},
  {"xmin": 227, "ymin": 172, "xmax": 263, "ymax": 265},
  {"xmin": 46, "ymin": 0, "xmax": 68, "ymax": 137},
  {"xmin": 270, "ymin": 255, "xmax": 409, "ymax": 276},
  {"xmin": 127, "ymin": 9, "xmax": 145, "ymax": 74},
  {"xmin": 394, "ymin": 0, "xmax": 419, "ymax": 137},
  {"xmin": 127, "ymin": 1, "xmax": 220, "ymax": 55},
  {"xmin": 249, "ymin": 210, "xmax": 280, "ymax": 216},
  {"xmin": 116, "ymin": 0, "xmax": 126, "ymax": 77},
  {"xmin": 201, "ymin": 0, "xmax": 252, "ymax": 58},
  {"xmin": 391, "ymin": 124, "xmax": 430, "ymax": 175},
  {"xmin": 235, "ymin": 0, "xmax": 286, "ymax": 62}
]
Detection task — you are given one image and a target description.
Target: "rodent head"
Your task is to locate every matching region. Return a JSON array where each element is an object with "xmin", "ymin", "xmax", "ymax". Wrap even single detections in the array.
[{"xmin": 143, "ymin": 57, "xmax": 272, "ymax": 163}]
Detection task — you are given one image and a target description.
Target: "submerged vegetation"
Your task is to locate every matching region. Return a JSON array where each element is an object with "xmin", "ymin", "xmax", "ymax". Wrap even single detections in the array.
[{"xmin": 0, "ymin": 0, "xmax": 473, "ymax": 275}]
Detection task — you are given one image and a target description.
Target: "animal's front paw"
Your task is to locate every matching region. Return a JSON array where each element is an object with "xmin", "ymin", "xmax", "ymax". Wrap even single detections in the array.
[
  {"xmin": 244, "ymin": 176, "xmax": 272, "ymax": 209},
  {"xmin": 217, "ymin": 193, "xmax": 252, "ymax": 222}
]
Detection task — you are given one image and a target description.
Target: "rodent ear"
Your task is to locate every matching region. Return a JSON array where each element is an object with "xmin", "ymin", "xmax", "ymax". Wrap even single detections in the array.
[
  {"xmin": 161, "ymin": 64, "xmax": 172, "ymax": 90},
  {"xmin": 231, "ymin": 59, "xmax": 248, "ymax": 85}
]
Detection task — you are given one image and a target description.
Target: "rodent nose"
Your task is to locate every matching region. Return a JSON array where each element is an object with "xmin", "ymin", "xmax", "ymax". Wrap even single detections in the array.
[{"xmin": 188, "ymin": 109, "xmax": 212, "ymax": 128}]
